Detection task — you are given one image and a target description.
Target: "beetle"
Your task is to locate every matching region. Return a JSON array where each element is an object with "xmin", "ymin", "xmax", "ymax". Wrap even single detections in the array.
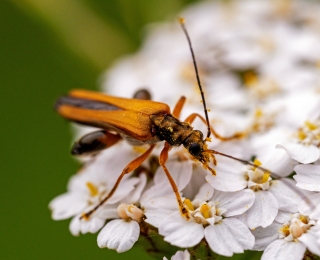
[{"xmin": 55, "ymin": 19, "xmax": 247, "ymax": 221}]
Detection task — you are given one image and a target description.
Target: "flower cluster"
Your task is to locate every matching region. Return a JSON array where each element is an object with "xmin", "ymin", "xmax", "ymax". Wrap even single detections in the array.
[{"xmin": 50, "ymin": 1, "xmax": 320, "ymax": 259}]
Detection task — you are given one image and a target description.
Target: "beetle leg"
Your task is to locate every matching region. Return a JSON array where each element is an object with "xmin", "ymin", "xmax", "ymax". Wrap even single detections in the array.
[
  {"xmin": 159, "ymin": 142, "xmax": 191, "ymax": 220},
  {"xmin": 172, "ymin": 96, "xmax": 186, "ymax": 119},
  {"xmin": 184, "ymin": 113, "xmax": 245, "ymax": 141},
  {"xmin": 81, "ymin": 144, "xmax": 155, "ymax": 220}
]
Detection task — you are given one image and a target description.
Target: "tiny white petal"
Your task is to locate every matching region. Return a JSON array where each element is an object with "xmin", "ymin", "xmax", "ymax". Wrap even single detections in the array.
[
  {"xmin": 144, "ymin": 197, "xmax": 178, "ymax": 228},
  {"xmin": 141, "ymin": 160, "xmax": 192, "ymax": 205},
  {"xmin": 49, "ymin": 193, "xmax": 87, "ymax": 220},
  {"xmin": 298, "ymin": 226, "xmax": 320, "ymax": 256},
  {"xmin": 212, "ymin": 189, "xmax": 255, "ymax": 217},
  {"xmin": 80, "ymin": 217, "xmax": 105, "ymax": 234},
  {"xmin": 182, "ymin": 165, "xmax": 207, "ymax": 199},
  {"xmin": 193, "ymin": 183, "xmax": 214, "ymax": 202},
  {"xmin": 159, "ymin": 211, "xmax": 204, "ymax": 248},
  {"xmin": 275, "ymin": 210, "xmax": 292, "ymax": 223},
  {"xmin": 205, "ymin": 218, "xmax": 254, "ymax": 256},
  {"xmin": 140, "ymin": 183, "xmax": 174, "ymax": 207},
  {"xmin": 69, "ymin": 216, "xmax": 81, "ymax": 236},
  {"xmin": 237, "ymin": 190, "xmax": 278, "ymax": 229},
  {"xmin": 262, "ymin": 240, "xmax": 306, "ymax": 260},
  {"xmin": 96, "ymin": 205, "xmax": 119, "ymax": 219},
  {"xmin": 262, "ymin": 147, "xmax": 298, "ymax": 178},
  {"xmin": 107, "ymin": 177, "xmax": 140, "ymax": 204},
  {"xmin": 276, "ymin": 143, "xmax": 319, "ymax": 164},
  {"xmin": 252, "ymin": 222, "xmax": 282, "ymax": 250},
  {"xmin": 123, "ymin": 173, "xmax": 147, "ymax": 204},
  {"xmin": 269, "ymin": 179, "xmax": 311, "ymax": 212},
  {"xmin": 154, "ymin": 160, "xmax": 193, "ymax": 191},
  {"xmin": 294, "ymin": 164, "xmax": 320, "ymax": 192},
  {"xmin": 299, "ymin": 193, "xmax": 320, "ymax": 220},
  {"xmin": 69, "ymin": 214, "xmax": 106, "ymax": 236},
  {"xmin": 97, "ymin": 219, "xmax": 140, "ymax": 253},
  {"xmin": 206, "ymin": 159, "xmax": 247, "ymax": 192}
]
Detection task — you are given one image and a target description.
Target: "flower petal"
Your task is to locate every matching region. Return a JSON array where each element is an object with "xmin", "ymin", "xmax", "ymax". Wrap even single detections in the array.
[
  {"xmin": 261, "ymin": 240, "xmax": 306, "ymax": 260},
  {"xmin": 154, "ymin": 160, "xmax": 193, "ymax": 191},
  {"xmin": 69, "ymin": 215, "xmax": 105, "ymax": 236},
  {"xmin": 260, "ymin": 147, "xmax": 298, "ymax": 178},
  {"xmin": 299, "ymin": 193, "xmax": 320, "ymax": 220},
  {"xmin": 141, "ymin": 160, "xmax": 193, "ymax": 206},
  {"xmin": 294, "ymin": 164, "xmax": 320, "ymax": 192},
  {"xmin": 182, "ymin": 165, "xmax": 207, "ymax": 199},
  {"xmin": 206, "ymin": 158, "xmax": 247, "ymax": 192},
  {"xmin": 164, "ymin": 250, "xmax": 190, "ymax": 260},
  {"xmin": 123, "ymin": 173, "xmax": 147, "ymax": 204},
  {"xmin": 269, "ymin": 178, "xmax": 312, "ymax": 212},
  {"xmin": 96, "ymin": 205, "xmax": 119, "ymax": 219},
  {"xmin": 107, "ymin": 176, "xmax": 140, "ymax": 204},
  {"xmin": 276, "ymin": 143, "xmax": 319, "ymax": 164},
  {"xmin": 252, "ymin": 222, "xmax": 282, "ymax": 250},
  {"xmin": 298, "ymin": 225, "xmax": 320, "ymax": 256},
  {"xmin": 49, "ymin": 193, "xmax": 87, "ymax": 220},
  {"xmin": 212, "ymin": 189, "xmax": 255, "ymax": 217},
  {"xmin": 193, "ymin": 183, "xmax": 214, "ymax": 202},
  {"xmin": 159, "ymin": 211, "xmax": 204, "ymax": 248},
  {"xmin": 97, "ymin": 219, "xmax": 140, "ymax": 253},
  {"xmin": 237, "ymin": 190, "xmax": 278, "ymax": 228},
  {"xmin": 144, "ymin": 197, "xmax": 178, "ymax": 228},
  {"xmin": 204, "ymin": 218, "xmax": 254, "ymax": 256},
  {"xmin": 275, "ymin": 210, "xmax": 292, "ymax": 223}
]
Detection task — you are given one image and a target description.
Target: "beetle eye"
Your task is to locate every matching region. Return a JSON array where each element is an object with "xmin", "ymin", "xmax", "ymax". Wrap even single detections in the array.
[{"xmin": 189, "ymin": 143, "xmax": 201, "ymax": 156}]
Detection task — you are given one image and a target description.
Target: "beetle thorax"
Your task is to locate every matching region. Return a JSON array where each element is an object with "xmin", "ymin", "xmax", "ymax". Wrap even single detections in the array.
[{"xmin": 150, "ymin": 114, "xmax": 194, "ymax": 146}]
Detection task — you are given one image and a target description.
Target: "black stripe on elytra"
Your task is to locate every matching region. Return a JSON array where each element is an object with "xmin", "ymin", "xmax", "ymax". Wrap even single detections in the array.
[{"xmin": 55, "ymin": 96, "xmax": 122, "ymax": 111}]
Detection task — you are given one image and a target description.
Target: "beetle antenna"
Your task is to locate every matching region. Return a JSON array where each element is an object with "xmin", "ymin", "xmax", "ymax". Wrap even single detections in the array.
[
  {"xmin": 179, "ymin": 18, "xmax": 211, "ymax": 139},
  {"xmin": 204, "ymin": 149, "xmax": 283, "ymax": 178}
]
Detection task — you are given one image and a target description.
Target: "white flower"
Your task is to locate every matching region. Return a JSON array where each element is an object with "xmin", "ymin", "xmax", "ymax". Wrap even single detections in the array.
[
  {"xmin": 97, "ymin": 203, "xmax": 144, "ymax": 253},
  {"xmin": 277, "ymin": 120, "xmax": 320, "ymax": 164},
  {"xmin": 51, "ymin": 0, "xmax": 320, "ymax": 258},
  {"xmin": 145, "ymin": 183, "xmax": 255, "ymax": 256},
  {"xmin": 49, "ymin": 142, "xmax": 145, "ymax": 235},
  {"xmin": 206, "ymin": 153, "xmax": 306, "ymax": 229},
  {"xmin": 253, "ymin": 194, "xmax": 320, "ymax": 260}
]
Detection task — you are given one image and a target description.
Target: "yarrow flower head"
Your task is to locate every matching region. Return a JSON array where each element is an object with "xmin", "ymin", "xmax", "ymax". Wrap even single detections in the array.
[
  {"xmin": 252, "ymin": 193, "xmax": 320, "ymax": 260},
  {"xmin": 51, "ymin": 0, "xmax": 320, "ymax": 259}
]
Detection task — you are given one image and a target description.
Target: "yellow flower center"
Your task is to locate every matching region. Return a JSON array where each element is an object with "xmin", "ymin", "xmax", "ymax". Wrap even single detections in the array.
[{"xmin": 294, "ymin": 120, "xmax": 320, "ymax": 145}]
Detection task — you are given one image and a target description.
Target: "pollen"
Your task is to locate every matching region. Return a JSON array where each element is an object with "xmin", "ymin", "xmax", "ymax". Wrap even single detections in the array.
[
  {"xmin": 200, "ymin": 203, "xmax": 210, "ymax": 219},
  {"xmin": 297, "ymin": 130, "xmax": 306, "ymax": 140},
  {"xmin": 299, "ymin": 215, "xmax": 309, "ymax": 224},
  {"xmin": 253, "ymin": 159, "xmax": 262, "ymax": 167},
  {"xmin": 261, "ymin": 173, "xmax": 270, "ymax": 183},
  {"xmin": 305, "ymin": 121, "xmax": 317, "ymax": 130},
  {"xmin": 184, "ymin": 199, "xmax": 194, "ymax": 211},
  {"xmin": 86, "ymin": 182, "xmax": 98, "ymax": 197},
  {"xmin": 280, "ymin": 225, "xmax": 290, "ymax": 237}
]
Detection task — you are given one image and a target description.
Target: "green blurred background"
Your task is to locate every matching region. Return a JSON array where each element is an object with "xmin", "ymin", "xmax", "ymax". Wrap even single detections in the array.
[
  {"xmin": 0, "ymin": 0, "xmax": 196, "ymax": 259},
  {"xmin": 0, "ymin": 0, "xmax": 265, "ymax": 259}
]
